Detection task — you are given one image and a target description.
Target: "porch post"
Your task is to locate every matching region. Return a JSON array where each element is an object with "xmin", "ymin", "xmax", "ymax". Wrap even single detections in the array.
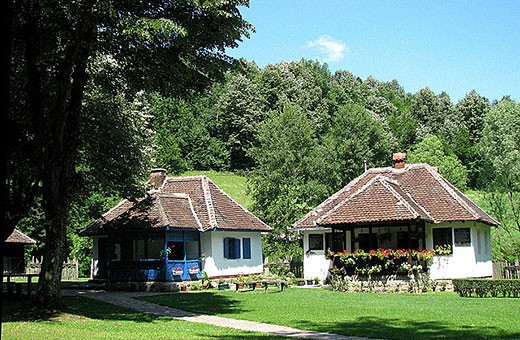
[
  {"xmin": 164, "ymin": 228, "xmax": 169, "ymax": 280},
  {"xmin": 343, "ymin": 229, "xmax": 347, "ymax": 251},
  {"xmin": 420, "ymin": 221, "xmax": 426, "ymax": 249},
  {"xmin": 368, "ymin": 226, "xmax": 373, "ymax": 251},
  {"xmin": 334, "ymin": 227, "xmax": 338, "ymax": 253},
  {"xmin": 350, "ymin": 227, "xmax": 355, "ymax": 251},
  {"xmin": 407, "ymin": 223, "xmax": 412, "ymax": 250}
]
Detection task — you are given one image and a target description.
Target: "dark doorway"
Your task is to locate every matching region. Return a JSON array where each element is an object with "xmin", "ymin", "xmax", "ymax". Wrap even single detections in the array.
[
  {"xmin": 97, "ymin": 238, "xmax": 109, "ymax": 278},
  {"xmin": 358, "ymin": 233, "xmax": 378, "ymax": 252}
]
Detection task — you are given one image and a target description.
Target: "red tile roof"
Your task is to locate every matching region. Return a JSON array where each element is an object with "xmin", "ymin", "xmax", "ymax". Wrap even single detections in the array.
[
  {"xmin": 80, "ymin": 176, "xmax": 271, "ymax": 236},
  {"xmin": 5, "ymin": 229, "xmax": 36, "ymax": 244},
  {"xmin": 293, "ymin": 163, "xmax": 499, "ymax": 229}
]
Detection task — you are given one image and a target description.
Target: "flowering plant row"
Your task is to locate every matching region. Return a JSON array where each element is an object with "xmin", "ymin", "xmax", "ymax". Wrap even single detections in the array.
[{"xmin": 327, "ymin": 248, "xmax": 435, "ymax": 275}]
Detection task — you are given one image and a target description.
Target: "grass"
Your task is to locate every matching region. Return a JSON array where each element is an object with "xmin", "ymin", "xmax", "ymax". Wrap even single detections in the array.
[
  {"xmin": 181, "ymin": 170, "xmax": 253, "ymax": 209},
  {"xmin": 140, "ymin": 288, "xmax": 520, "ymax": 340},
  {"xmin": 1, "ymin": 295, "xmax": 283, "ymax": 340}
]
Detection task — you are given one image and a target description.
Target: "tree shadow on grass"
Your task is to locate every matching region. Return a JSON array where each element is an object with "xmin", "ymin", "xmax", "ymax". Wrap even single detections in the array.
[
  {"xmin": 2, "ymin": 295, "xmax": 157, "ymax": 323},
  {"xmin": 138, "ymin": 291, "xmax": 251, "ymax": 315},
  {"xmin": 294, "ymin": 316, "xmax": 520, "ymax": 340},
  {"xmin": 2, "ymin": 294, "xmax": 283, "ymax": 339}
]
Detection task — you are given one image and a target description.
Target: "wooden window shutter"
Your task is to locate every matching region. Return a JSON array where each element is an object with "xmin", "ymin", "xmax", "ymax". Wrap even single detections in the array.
[{"xmin": 243, "ymin": 238, "xmax": 251, "ymax": 259}]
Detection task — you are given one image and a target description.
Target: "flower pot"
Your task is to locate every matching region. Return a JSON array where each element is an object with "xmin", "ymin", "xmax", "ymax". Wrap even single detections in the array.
[
  {"xmin": 218, "ymin": 283, "xmax": 229, "ymax": 290},
  {"xmin": 297, "ymin": 280, "xmax": 305, "ymax": 286}
]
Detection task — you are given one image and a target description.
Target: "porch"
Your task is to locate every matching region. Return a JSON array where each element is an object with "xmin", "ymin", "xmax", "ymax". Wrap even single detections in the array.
[
  {"xmin": 308, "ymin": 221, "xmax": 427, "ymax": 254},
  {"xmin": 96, "ymin": 228, "xmax": 203, "ymax": 281}
]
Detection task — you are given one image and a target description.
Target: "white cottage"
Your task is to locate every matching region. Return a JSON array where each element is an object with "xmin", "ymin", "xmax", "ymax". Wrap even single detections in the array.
[
  {"xmin": 80, "ymin": 170, "xmax": 271, "ymax": 281},
  {"xmin": 292, "ymin": 153, "xmax": 498, "ymax": 282}
]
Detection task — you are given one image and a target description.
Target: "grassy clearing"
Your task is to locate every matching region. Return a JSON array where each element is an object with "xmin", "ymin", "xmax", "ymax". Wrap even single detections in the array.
[
  {"xmin": 141, "ymin": 288, "xmax": 520, "ymax": 340},
  {"xmin": 181, "ymin": 170, "xmax": 252, "ymax": 209},
  {"xmin": 1, "ymin": 295, "xmax": 283, "ymax": 340}
]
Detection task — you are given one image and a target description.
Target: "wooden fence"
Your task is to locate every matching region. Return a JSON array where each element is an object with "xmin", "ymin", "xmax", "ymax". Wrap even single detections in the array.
[
  {"xmin": 26, "ymin": 256, "xmax": 79, "ymax": 280},
  {"xmin": 263, "ymin": 260, "xmax": 303, "ymax": 278},
  {"xmin": 493, "ymin": 259, "xmax": 520, "ymax": 279}
]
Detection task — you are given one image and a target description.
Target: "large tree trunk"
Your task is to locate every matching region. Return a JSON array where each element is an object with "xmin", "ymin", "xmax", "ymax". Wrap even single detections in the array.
[{"xmin": 29, "ymin": 2, "xmax": 96, "ymax": 309}]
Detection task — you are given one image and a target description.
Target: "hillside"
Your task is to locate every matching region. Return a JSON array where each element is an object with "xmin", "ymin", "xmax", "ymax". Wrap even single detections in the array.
[{"xmin": 180, "ymin": 170, "xmax": 253, "ymax": 210}]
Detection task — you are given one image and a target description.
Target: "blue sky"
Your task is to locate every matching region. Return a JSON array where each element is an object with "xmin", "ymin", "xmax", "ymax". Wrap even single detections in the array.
[{"xmin": 227, "ymin": 1, "xmax": 520, "ymax": 102}]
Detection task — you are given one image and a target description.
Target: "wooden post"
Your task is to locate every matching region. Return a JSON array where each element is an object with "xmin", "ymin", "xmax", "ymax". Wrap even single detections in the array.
[
  {"xmin": 407, "ymin": 223, "xmax": 412, "ymax": 250},
  {"xmin": 368, "ymin": 226, "xmax": 373, "ymax": 251},
  {"xmin": 350, "ymin": 227, "xmax": 355, "ymax": 252},
  {"xmin": 334, "ymin": 227, "xmax": 338, "ymax": 253}
]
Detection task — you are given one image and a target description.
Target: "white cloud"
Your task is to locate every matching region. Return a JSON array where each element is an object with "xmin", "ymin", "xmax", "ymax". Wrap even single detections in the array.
[{"xmin": 307, "ymin": 35, "xmax": 347, "ymax": 62}]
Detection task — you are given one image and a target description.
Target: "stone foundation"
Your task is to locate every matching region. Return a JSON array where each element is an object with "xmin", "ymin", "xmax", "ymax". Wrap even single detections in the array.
[
  {"xmin": 104, "ymin": 281, "xmax": 181, "ymax": 292},
  {"xmin": 329, "ymin": 273, "xmax": 454, "ymax": 293}
]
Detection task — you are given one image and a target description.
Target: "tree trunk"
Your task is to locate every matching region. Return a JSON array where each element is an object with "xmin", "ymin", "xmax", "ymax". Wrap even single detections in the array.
[{"xmin": 35, "ymin": 213, "xmax": 68, "ymax": 310}]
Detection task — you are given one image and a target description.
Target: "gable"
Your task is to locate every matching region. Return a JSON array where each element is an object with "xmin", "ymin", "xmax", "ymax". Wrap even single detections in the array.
[
  {"xmin": 80, "ymin": 175, "xmax": 271, "ymax": 236},
  {"xmin": 293, "ymin": 163, "xmax": 498, "ymax": 230}
]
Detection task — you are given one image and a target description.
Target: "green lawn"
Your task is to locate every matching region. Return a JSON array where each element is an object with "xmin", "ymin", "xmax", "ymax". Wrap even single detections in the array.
[
  {"xmin": 1, "ymin": 296, "xmax": 283, "ymax": 340},
  {"xmin": 181, "ymin": 170, "xmax": 253, "ymax": 209},
  {"xmin": 141, "ymin": 288, "xmax": 520, "ymax": 340}
]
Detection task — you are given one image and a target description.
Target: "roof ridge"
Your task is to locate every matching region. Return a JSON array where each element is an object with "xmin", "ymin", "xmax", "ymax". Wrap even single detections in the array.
[
  {"xmin": 101, "ymin": 198, "xmax": 130, "ymax": 219},
  {"xmin": 405, "ymin": 191, "xmax": 435, "ymax": 222},
  {"xmin": 185, "ymin": 195, "xmax": 204, "ymax": 232},
  {"xmin": 169, "ymin": 175, "xmax": 206, "ymax": 181},
  {"xmin": 157, "ymin": 193, "xmax": 190, "ymax": 198},
  {"xmin": 201, "ymin": 176, "xmax": 218, "ymax": 229},
  {"xmin": 378, "ymin": 178, "xmax": 422, "ymax": 220},
  {"xmin": 422, "ymin": 164, "xmax": 481, "ymax": 220},
  {"xmin": 293, "ymin": 171, "xmax": 368, "ymax": 227},
  {"xmin": 317, "ymin": 175, "xmax": 391, "ymax": 224},
  {"xmin": 207, "ymin": 180, "xmax": 272, "ymax": 231},
  {"xmin": 155, "ymin": 195, "xmax": 172, "ymax": 228}
]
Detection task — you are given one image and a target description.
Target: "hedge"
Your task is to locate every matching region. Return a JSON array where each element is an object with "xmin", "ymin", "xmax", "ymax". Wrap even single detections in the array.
[{"xmin": 452, "ymin": 278, "xmax": 520, "ymax": 298}]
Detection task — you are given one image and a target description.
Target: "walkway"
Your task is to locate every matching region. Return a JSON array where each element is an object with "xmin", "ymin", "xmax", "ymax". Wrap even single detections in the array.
[{"xmin": 63, "ymin": 289, "xmax": 382, "ymax": 340}]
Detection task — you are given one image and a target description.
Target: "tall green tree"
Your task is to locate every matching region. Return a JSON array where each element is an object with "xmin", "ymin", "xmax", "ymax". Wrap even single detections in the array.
[
  {"xmin": 314, "ymin": 104, "xmax": 391, "ymax": 191},
  {"xmin": 454, "ymin": 90, "xmax": 491, "ymax": 187},
  {"xmin": 8, "ymin": 0, "xmax": 252, "ymax": 309},
  {"xmin": 481, "ymin": 98, "xmax": 520, "ymax": 233},
  {"xmin": 412, "ymin": 87, "xmax": 445, "ymax": 138},
  {"xmin": 212, "ymin": 65, "xmax": 265, "ymax": 169},
  {"xmin": 408, "ymin": 135, "xmax": 469, "ymax": 189}
]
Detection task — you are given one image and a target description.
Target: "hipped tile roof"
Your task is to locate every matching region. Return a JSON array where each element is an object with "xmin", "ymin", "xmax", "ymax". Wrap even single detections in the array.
[
  {"xmin": 80, "ymin": 175, "xmax": 271, "ymax": 236},
  {"xmin": 5, "ymin": 229, "xmax": 36, "ymax": 244},
  {"xmin": 293, "ymin": 163, "xmax": 499, "ymax": 229}
]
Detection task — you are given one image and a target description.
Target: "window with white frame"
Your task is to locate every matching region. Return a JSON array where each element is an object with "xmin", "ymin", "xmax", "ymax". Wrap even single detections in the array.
[
  {"xmin": 454, "ymin": 228, "xmax": 471, "ymax": 246},
  {"xmin": 224, "ymin": 237, "xmax": 241, "ymax": 259}
]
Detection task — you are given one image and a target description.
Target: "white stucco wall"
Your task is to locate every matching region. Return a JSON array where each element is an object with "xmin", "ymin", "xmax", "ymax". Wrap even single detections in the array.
[
  {"xmin": 426, "ymin": 221, "xmax": 493, "ymax": 279},
  {"xmin": 200, "ymin": 230, "xmax": 264, "ymax": 278},
  {"xmin": 91, "ymin": 237, "xmax": 100, "ymax": 278},
  {"xmin": 301, "ymin": 221, "xmax": 493, "ymax": 282},
  {"xmin": 302, "ymin": 229, "xmax": 333, "ymax": 282}
]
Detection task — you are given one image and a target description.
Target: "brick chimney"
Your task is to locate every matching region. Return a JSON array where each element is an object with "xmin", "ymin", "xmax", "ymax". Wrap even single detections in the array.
[
  {"xmin": 148, "ymin": 168, "xmax": 167, "ymax": 187},
  {"xmin": 392, "ymin": 153, "xmax": 407, "ymax": 169}
]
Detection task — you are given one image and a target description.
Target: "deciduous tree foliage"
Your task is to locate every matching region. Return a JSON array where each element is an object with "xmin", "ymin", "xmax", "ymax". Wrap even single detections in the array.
[
  {"xmin": 7, "ymin": 0, "xmax": 252, "ymax": 310},
  {"xmin": 408, "ymin": 135, "xmax": 469, "ymax": 190},
  {"xmin": 481, "ymin": 98, "xmax": 520, "ymax": 234}
]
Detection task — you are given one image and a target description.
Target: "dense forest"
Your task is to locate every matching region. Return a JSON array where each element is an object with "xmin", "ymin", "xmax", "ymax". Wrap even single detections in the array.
[
  {"xmin": 148, "ymin": 58, "xmax": 520, "ymax": 263},
  {"xmin": 18, "ymin": 58, "xmax": 520, "ymax": 271},
  {"xmin": 6, "ymin": 1, "xmax": 519, "ymax": 309}
]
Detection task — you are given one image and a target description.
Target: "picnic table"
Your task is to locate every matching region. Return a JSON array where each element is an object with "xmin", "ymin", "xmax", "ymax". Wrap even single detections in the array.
[
  {"xmin": 235, "ymin": 279, "xmax": 286, "ymax": 293},
  {"xmin": 3, "ymin": 273, "xmax": 39, "ymax": 297}
]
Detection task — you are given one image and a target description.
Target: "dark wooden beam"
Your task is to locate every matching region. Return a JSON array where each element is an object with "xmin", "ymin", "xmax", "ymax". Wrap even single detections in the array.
[
  {"xmin": 369, "ymin": 226, "xmax": 373, "ymax": 250},
  {"xmin": 350, "ymin": 227, "xmax": 355, "ymax": 251}
]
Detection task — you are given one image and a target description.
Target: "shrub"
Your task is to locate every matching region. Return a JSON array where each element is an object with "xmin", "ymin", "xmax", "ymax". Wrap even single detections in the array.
[
  {"xmin": 453, "ymin": 279, "xmax": 520, "ymax": 298},
  {"xmin": 328, "ymin": 248, "xmax": 434, "ymax": 276}
]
